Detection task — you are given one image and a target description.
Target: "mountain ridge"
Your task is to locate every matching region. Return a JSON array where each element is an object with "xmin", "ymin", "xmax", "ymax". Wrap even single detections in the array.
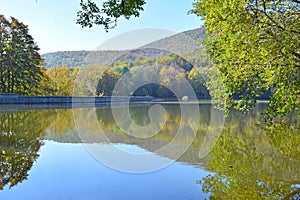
[{"xmin": 42, "ymin": 27, "xmax": 206, "ymax": 68}]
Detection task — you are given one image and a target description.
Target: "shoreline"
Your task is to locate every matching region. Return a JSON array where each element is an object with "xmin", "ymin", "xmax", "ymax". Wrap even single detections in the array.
[{"xmin": 0, "ymin": 94, "xmax": 269, "ymax": 108}]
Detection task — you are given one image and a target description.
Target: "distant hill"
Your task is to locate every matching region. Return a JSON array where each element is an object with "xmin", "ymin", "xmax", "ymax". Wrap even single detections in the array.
[
  {"xmin": 42, "ymin": 50, "xmax": 121, "ymax": 68},
  {"xmin": 42, "ymin": 27, "xmax": 206, "ymax": 68},
  {"xmin": 142, "ymin": 26, "xmax": 205, "ymax": 52}
]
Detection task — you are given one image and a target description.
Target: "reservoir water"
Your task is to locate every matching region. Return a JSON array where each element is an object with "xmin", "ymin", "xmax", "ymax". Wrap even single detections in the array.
[{"xmin": 0, "ymin": 103, "xmax": 299, "ymax": 199}]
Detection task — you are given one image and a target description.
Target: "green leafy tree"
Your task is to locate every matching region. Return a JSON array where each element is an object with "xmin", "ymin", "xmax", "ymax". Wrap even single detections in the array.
[
  {"xmin": 0, "ymin": 15, "xmax": 43, "ymax": 95},
  {"xmin": 190, "ymin": 1, "xmax": 300, "ymax": 120},
  {"xmin": 46, "ymin": 66, "xmax": 79, "ymax": 96},
  {"xmin": 77, "ymin": 0, "xmax": 146, "ymax": 31},
  {"xmin": 36, "ymin": 66, "xmax": 56, "ymax": 95},
  {"xmin": 127, "ymin": 65, "xmax": 160, "ymax": 96},
  {"xmin": 188, "ymin": 67, "xmax": 210, "ymax": 99},
  {"xmin": 96, "ymin": 69, "xmax": 121, "ymax": 96}
]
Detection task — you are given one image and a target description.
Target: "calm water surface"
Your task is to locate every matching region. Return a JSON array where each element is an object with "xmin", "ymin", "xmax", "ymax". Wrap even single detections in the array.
[{"xmin": 0, "ymin": 103, "xmax": 299, "ymax": 199}]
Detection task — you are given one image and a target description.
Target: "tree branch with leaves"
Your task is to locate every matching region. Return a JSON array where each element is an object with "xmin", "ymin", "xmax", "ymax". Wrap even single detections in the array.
[{"xmin": 76, "ymin": 0, "xmax": 146, "ymax": 31}]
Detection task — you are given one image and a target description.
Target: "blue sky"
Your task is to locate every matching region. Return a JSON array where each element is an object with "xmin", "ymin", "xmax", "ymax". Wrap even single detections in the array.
[{"xmin": 0, "ymin": 0, "xmax": 202, "ymax": 53}]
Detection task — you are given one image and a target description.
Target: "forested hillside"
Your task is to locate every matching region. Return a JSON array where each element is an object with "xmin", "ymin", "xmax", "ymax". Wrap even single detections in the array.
[
  {"xmin": 42, "ymin": 50, "xmax": 120, "ymax": 68},
  {"xmin": 42, "ymin": 27, "xmax": 206, "ymax": 68},
  {"xmin": 142, "ymin": 26, "xmax": 205, "ymax": 52}
]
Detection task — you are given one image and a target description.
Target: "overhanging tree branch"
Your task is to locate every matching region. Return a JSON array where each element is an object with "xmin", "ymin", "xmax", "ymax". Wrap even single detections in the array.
[{"xmin": 76, "ymin": 0, "xmax": 146, "ymax": 32}]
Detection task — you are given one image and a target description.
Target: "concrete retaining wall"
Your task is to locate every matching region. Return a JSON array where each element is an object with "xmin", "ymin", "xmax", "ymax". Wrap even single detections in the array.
[{"xmin": 0, "ymin": 94, "xmax": 153, "ymax": 105}]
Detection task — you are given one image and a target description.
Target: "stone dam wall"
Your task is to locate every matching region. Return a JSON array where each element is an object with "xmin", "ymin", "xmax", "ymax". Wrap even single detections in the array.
[{"xmin": 0, "ymin": 94, "xmax": 154, "ymax": 105}]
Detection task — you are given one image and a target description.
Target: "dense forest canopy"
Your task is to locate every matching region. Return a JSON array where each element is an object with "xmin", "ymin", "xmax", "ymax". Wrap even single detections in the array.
[{"xmin": 72, "ymin": 53, "xmax": 211, "ymax": 98}]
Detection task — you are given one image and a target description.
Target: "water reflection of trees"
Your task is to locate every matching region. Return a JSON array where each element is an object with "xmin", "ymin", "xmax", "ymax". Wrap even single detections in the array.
[
  {"xmin": 95, "ymin": 105, "xmax": 186, "ymax": 152},
  {"xmin": 3, "ymin": 104, "xmax": 298, "ymax": 198},
  {"xmin": 0, "ymin": 110, "xmax": 54, "ymax": 189},
  {"xmin": 200, "ymin": 112, "xmax": 300, "ymax": 199},
  {"xmin": 46, "ymin": 109, "xmax": 79, "ymax": 143}
]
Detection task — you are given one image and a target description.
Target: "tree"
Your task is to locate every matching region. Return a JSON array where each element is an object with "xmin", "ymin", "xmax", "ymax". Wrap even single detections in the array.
[
  {"xmin": 190, "ymin": 1, "xmax": 300, "ymax": 121},
  {"xmin": 77, "ymin": 0, "xmax": 146, "ymax": 31},
  {"xmin": 0, "ymin": 15, "xmax": 43, "ymax": 95},
  {"xmin": 46, "ymin": 66, "xmax": 79, "ymax": 96},
  {"xmin": 36, "ymin": 66, "xmax": 56, "ymax": 95},
  {"xmin": 96, "ymin": 69, "xmax": 121, "ymax": 96},
  {"xmin": 188, "ymin": 67, "xmax": 210, "ymax": 99}
]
